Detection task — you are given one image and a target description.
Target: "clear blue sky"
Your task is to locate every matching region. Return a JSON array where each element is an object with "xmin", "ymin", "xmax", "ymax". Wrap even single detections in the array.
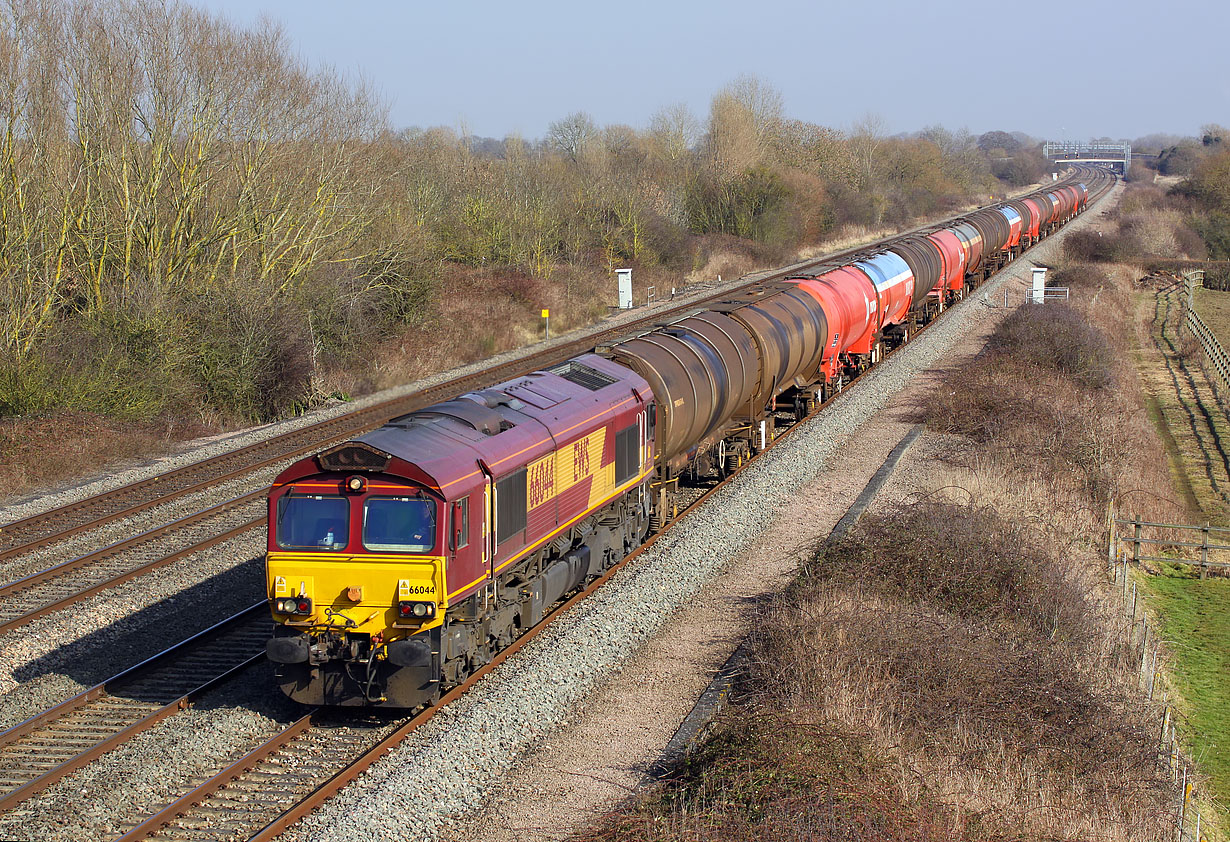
[{"xmin": 196, "ymin": 0, "xmax": 1225, "ymax": 142}]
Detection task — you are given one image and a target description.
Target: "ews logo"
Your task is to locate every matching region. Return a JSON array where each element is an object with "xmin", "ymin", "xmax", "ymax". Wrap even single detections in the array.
[{"xmin": 572, "ymin": 440, "xmax": 591, "ymax": 482}]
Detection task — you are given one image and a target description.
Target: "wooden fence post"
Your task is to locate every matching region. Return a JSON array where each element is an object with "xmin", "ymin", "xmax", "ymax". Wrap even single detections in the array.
[
  {"xmin": 1108, "ymin": 501, "xmax": 1117, "ymax": 572},
  {"xmin": 1149, "ymin": 645, "xmax": 1159, "ymax": 701},
  {"xmin": 1179, "ymin": 766, "xmax": 1189, "ymax": 842},
  {"xmin": 1201, "ymin": 524, "xmax": 1209, "ymax": 579},
  {"xmin": 1141, "ymin": 622, "xmax": 1151, "ymax": 682},
  {"xmin": 1161, "ymin": 705, "xmax": 1171, "ymax": 758}
]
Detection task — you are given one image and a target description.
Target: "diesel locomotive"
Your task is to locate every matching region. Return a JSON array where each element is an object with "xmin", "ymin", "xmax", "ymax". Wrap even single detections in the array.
[{"xmin": 265, "ymin": 171, "xmax": 1103, "ymax": 707}]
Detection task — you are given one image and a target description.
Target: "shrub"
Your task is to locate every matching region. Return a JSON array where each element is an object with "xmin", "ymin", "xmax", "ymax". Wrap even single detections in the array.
[
  {"xmin": 1174, "ymin": 221, "xmax": 1209, "ymax": 259},
  {"xmin": 1048, "ymin": 262, "xmax": 1112, "ymax": 291},
  {"xmin": 0, "ymin": 310, "xmax": 185, "ymax": 421},
  {"xmin": 181, "ymin": 289, "xmax": 313, "ymax": 422},
  {"xmin": 987, "ymin": 302, "xmax": 1116, "ymax": 389},
  {"xmin": 801, "ymin": 503, "xmax": 1092, "ymax": 643},
  {"xmin": 917, "ymin": 355, "xmax": 1044, "ymax": 440},
  {"xmin": 734, "ymin": 501, "xmax": 1179, "ymax": 840},
  {"xmin": 1126, "ymin": 160, "xmax": 1155, "ymax": 183},
  {"xmin": 580, "ymin": 715, "xmax": 961, "ymax": 842},
  {"xmin": 1063, "ymin": 229, "xmax": 1119, "ymax": 262},
  {"xmin": 1192, "ymin": 211, "xmax": 1230, "ymax": 259}
]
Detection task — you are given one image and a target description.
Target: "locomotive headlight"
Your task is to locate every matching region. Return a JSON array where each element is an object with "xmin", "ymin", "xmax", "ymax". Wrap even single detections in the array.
[
  {"xmin": 397, "ymin": 600, "xmax": 436, "ymax": 620},
  {"xmin": 345, "ymin": 475, "xmax": 366, "ymax": 493},
  {"xmin": 274, "ymin": 597, "xmax": 313, "ymax": 616}
]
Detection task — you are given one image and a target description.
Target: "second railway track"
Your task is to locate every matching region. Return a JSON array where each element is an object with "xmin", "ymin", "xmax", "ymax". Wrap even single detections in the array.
[{"xmin": 0, "ymin": 605, "xmax": 270, "ymax": 814}]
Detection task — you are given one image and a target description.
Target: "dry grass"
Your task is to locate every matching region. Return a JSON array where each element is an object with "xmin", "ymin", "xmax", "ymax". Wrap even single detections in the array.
[
  {"xmin": 582, "ymin": 715, "xmax": 964, "ymax": 842},
  {"xmin": 0, "ymin": 412, "xmax": 206, "ymax": 504},
  {"xmin": 584, "ymin": 503, "xmax": 1180, "ymax": 842},
  {"xmin": 348, "ymin": 262, "xmax": 615, "ymax": 395},
  {"xmin": 1195, "ymin": 286, "xmax": 1230, "ymax": 352},
  {"xmin": 748, "ymin": 505, "xmax": 1176, "ymax": 839},
  {"xmin": 797, "ymin": 224, "xmax": 897, "ymax": 259}
]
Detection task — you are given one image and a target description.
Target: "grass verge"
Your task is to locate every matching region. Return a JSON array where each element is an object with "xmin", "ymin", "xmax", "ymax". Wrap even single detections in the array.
[
  {"xmin": 1129, "ymin": 258, "xmax": 1230, "ymax": 822},
  {"xmin": 1142, "ymin": 568, "xmax": 1230, "ymax": 805},
  {"xmin": 1196, "ymin": 286, "xmax": 1230, "ymax": 351}
]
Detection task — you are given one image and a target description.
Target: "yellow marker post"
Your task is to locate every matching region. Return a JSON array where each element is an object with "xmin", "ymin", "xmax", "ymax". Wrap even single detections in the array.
[{"xmin": 541, "ymin": 308, "xmax": 550, "ymax": 340}]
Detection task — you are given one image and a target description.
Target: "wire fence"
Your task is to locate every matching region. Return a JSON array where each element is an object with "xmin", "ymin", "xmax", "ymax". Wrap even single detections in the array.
[
  {"xmin": 1185, "ymin": 270, "xmax": 1230, "ymax": 396},
  {"xmin": 1187, "ymin": 308, "xmax": 1230, "ymax": 389},
  {"xmin": 1107, "ymin": 508, "xmax": 1214, "ymax": 841}
]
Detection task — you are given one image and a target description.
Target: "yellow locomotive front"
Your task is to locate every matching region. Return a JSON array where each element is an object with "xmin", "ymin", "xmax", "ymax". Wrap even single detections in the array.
[{"xmin": 265, "ymin": 457, "xmax": 453, "ymax": 707}]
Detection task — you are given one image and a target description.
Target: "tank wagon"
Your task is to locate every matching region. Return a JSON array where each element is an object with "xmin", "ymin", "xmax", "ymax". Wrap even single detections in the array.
[{"xmin": 265, "ymin": 170, "xmax": 1104, "ymax": 707}]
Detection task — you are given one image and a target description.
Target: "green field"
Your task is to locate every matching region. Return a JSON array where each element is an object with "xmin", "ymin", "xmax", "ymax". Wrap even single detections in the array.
[
  {"xmin": 1137, "ymin": 283, "xmax": 1230, "ymax": 829},
  {"xmin": 1141, "ymin": 566, "xmax": 1230, "ymax": 810}
]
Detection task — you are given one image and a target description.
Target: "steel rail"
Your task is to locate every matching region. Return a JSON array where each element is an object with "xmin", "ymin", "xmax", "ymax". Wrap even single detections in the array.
[
  {"xmin": 0, "ymin": 603, "xmax": 270, "ymax": 812},
  {"xmin": 0, "ymin": 517, "xmax": 263, "ymax": 636}
]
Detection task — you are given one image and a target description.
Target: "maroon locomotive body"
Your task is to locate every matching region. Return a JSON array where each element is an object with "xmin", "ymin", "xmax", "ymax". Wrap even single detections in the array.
[{"xmin": 266, "ymin": 354, "xmax": 655, "ymax": 707}]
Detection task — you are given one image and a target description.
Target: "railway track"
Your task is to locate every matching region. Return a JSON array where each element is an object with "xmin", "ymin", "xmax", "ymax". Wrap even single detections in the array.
[
  {"xmin": 0, "ymin": 605, "xmax": 270, "ymax": 813},
  {"xmin": 0, "ymin": 493, "xmax": 265, "ymax": 635},
  {"xmin": 96, "ymin": 170, "xmax": 1119, "ymax": 842}
]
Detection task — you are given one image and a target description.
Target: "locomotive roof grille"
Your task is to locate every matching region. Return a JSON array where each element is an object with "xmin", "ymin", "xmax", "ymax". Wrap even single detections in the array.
[{"xmin": 548, "ymin": 361, "xmax": 618, "ymax": 391}]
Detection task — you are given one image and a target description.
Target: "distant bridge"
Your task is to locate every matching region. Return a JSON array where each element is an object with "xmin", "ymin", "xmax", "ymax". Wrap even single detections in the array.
[{"xmin": 1043, "ymin": 141, "xmax": 1131, "ymax": 174}]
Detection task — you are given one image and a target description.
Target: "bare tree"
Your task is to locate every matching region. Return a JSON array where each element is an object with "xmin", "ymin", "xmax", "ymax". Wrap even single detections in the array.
[
  {"xmin": 724, "ymin": 73, "xmax": 783, "ymax": 148},
  {"xmin": 850, "ymin": 111, "xmax": 886, "ymax": 189},
  {"xmin": 0, "ymin": 0, "xmax": 389, "ymax": 360},
  {"xmin": 647, "ymin": 102, "xmax": 697, "ymax": 167},
  {"xmin": 547, "ymin": 111, "xmax": 597, "ymax": 164}
]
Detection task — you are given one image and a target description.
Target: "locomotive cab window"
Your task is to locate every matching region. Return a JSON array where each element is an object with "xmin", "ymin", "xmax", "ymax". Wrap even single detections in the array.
[
  {"xmin": 451, "ymin": 498, "xmax": 469, "ymax": 550},
  {"xmin": 276, "ymin": 495, "xmax": 350, "ymax": 551},
  {"xmin": 615, "ymin": 423, "xmax": 639, "ymax": 486},
  {"xmin": 363, "ymin": 497, "xmax": 437, "ymax": 553}
]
